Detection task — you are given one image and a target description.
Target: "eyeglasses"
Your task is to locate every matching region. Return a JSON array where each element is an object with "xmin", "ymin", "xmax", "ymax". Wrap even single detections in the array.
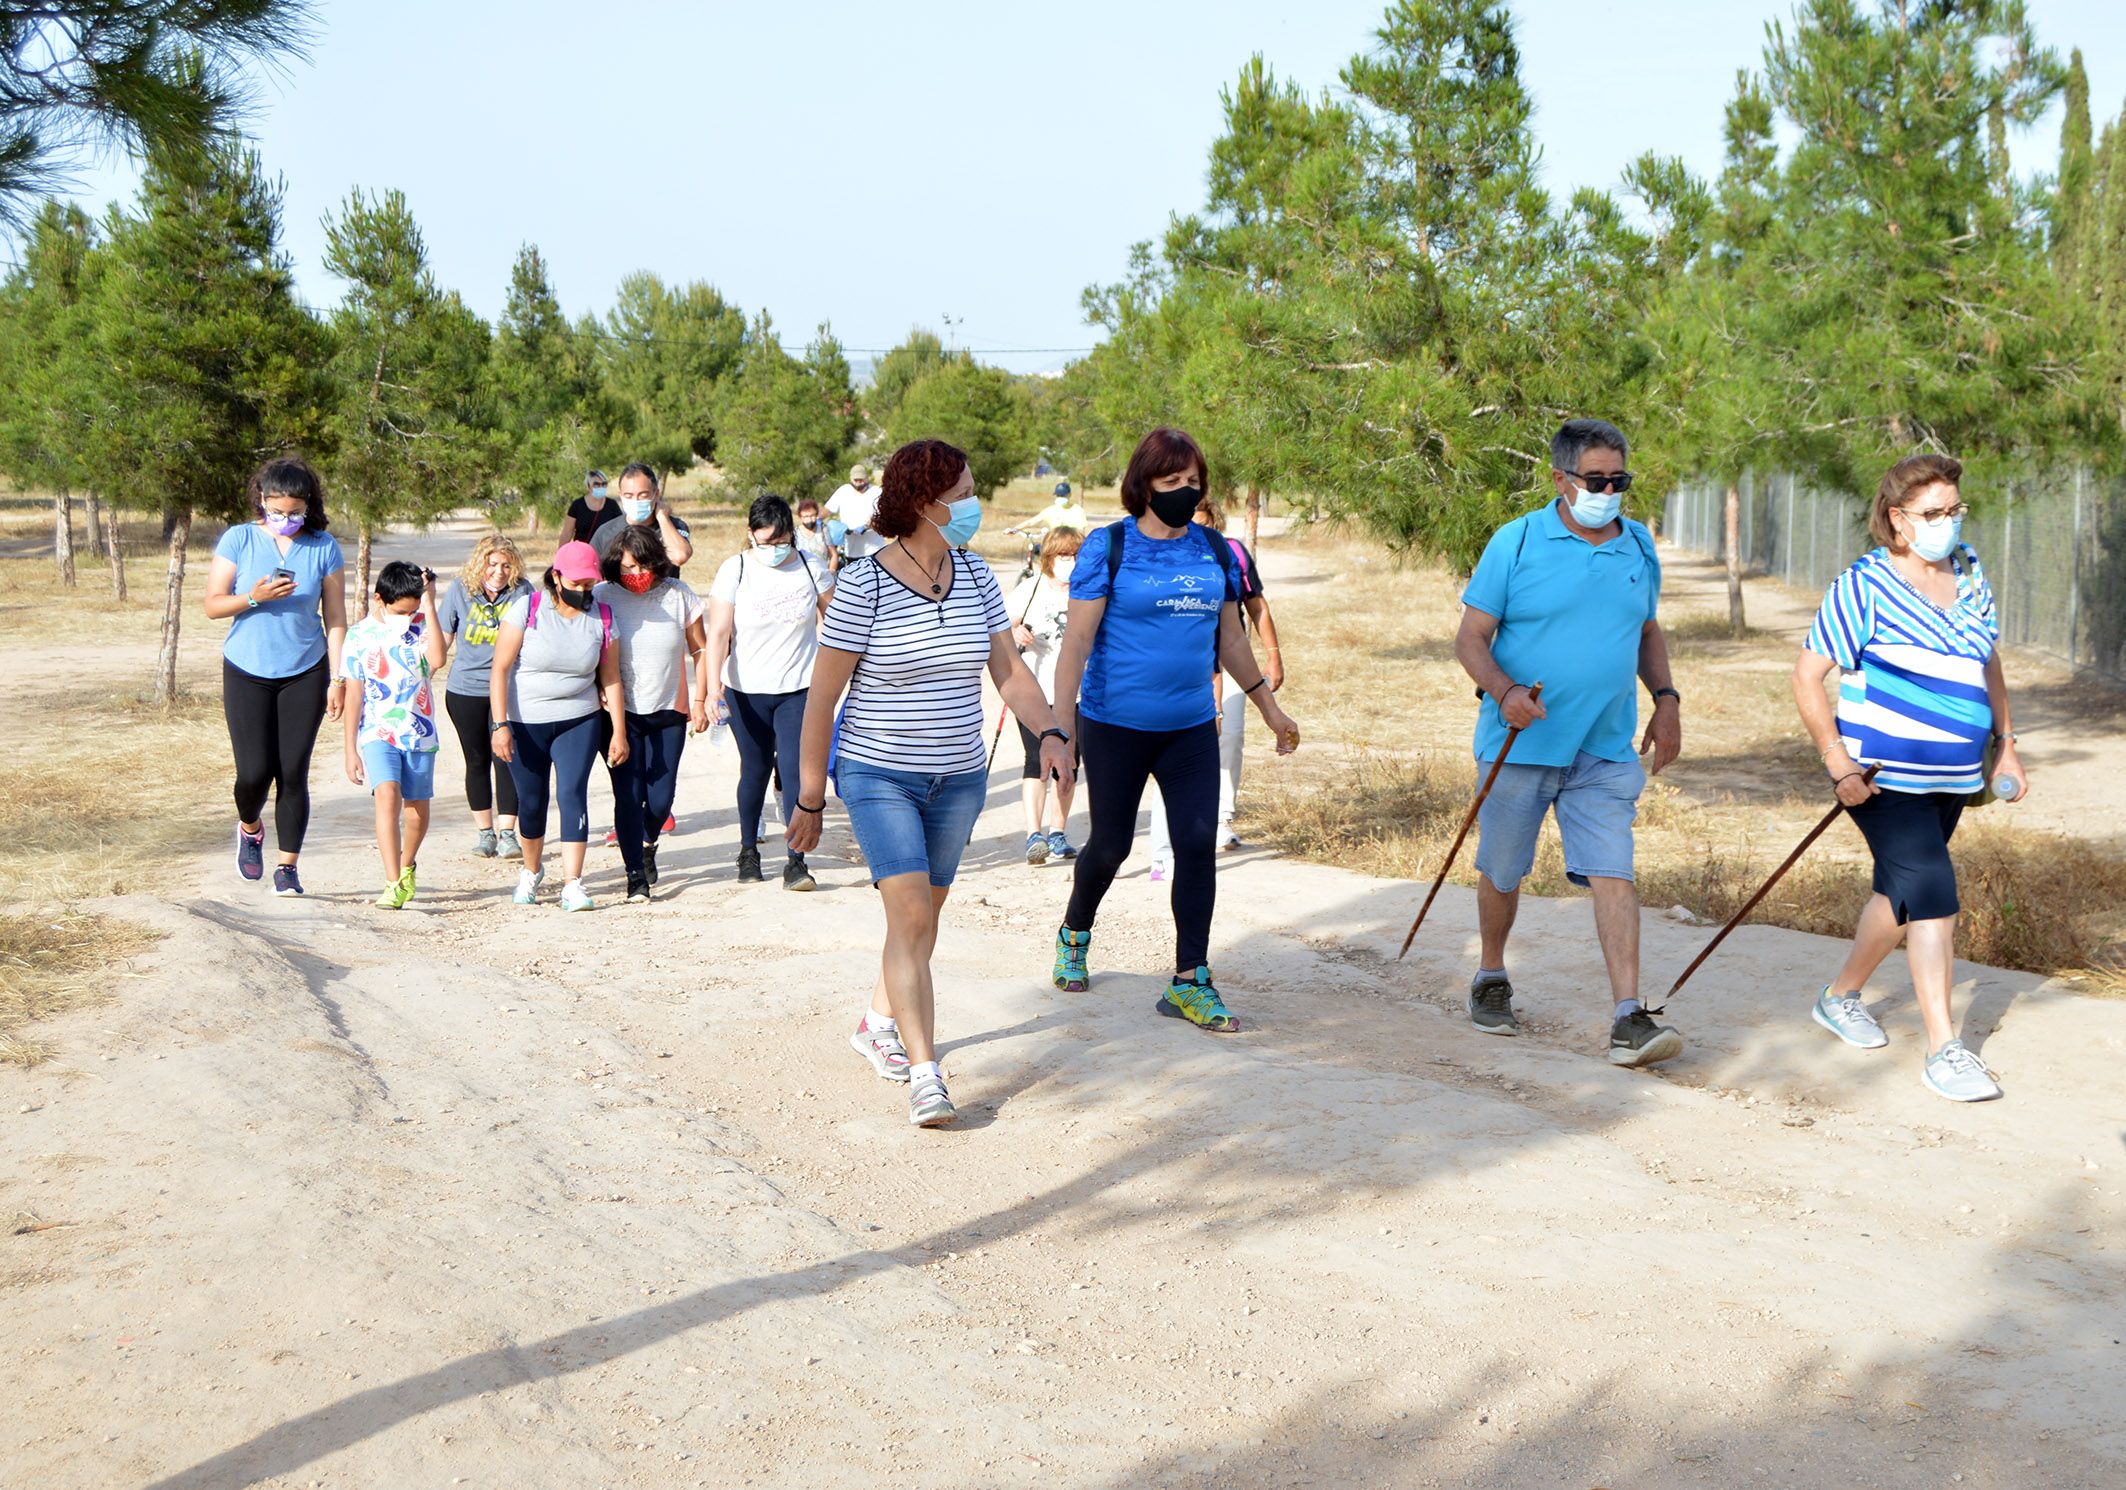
[
  {"xmin": 1902, "ymin": 502, "xmax": 1967, "ymax": 525},
  {"xmin": 1567, "ymin": 471, "xmax": 1634, "ymax": 494}
]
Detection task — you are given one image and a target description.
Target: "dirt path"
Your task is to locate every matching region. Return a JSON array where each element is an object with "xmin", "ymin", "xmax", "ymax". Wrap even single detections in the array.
[{"xmin": 6, "ymin": 535, "xmax": 2124, "ymax": 1489}]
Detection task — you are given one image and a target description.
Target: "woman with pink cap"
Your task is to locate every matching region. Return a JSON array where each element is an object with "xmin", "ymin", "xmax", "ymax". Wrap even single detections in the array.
[{"xmin": 488, "ymin": 540, "xmax": 629, "ymax": 911}]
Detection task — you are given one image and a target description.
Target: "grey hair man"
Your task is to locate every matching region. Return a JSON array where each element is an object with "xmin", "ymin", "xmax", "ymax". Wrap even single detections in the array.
[{"xmin": 591, "ymin": 462, "xmax": 694, "ymax": 567}]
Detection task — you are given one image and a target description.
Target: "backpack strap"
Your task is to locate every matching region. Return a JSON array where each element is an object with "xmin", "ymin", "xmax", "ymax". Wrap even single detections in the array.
[
  {"xmin": 1104, "ymin": 519, "xmax": 1128, "ymax": 587},
  {"xmin": 598, "ymin": 601, "xmax": 613, "ymax": 651},
  {"xmin": 526, "ymin": 591, "xmax": 541, "ymax": 629},
  {"xmin": 1201, "ymin": 525, "xmax": 1239, "ymax": 596}
]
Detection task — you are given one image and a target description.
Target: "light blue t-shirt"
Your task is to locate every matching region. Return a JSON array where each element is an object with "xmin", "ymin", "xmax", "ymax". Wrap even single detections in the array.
[
  {"xmin": 214, "ymin": 523, "xmax": 345, "ymax": 679},
  {"xmin": 1460, "ymin": 501, "xmax": 1660, "ymax": 767},
  {"xmin": 1070, "ymin": 519, "xmax": 1237, "ymax": 732}
]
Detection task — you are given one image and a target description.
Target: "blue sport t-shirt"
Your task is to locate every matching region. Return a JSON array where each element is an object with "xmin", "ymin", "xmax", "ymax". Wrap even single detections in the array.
[
  {"xmin": 213, "ymin": 523, "xmax": 345, "ymax": 679},
  {"xmin": 1460, "ymin": 500, "xmax": 1660, "ymax": 767},
  {"xmin": 1070, "ymin": 519, "xmax": 1238, "ymax": 732}
]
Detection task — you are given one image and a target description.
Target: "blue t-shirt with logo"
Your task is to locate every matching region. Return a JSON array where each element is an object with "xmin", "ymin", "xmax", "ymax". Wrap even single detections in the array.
[
  {"xmin": 1070, "ymin": 519, "xmax": 1238, "ymax": 732},
  {"xmin": 214, "ymin": 523, "xmax": 345, "ymax": 679},
  {"xmin": 1460, "ymin": 501, "xmax": 1661, "ymax": 768}
]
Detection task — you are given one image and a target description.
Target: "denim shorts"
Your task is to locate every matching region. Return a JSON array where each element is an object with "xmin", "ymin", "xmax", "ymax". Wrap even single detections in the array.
[
  {"xmin": 1474, "ymin": 750, "xmax": 1644, "ymax": 892},
  {"xmin": 836, "ymin": 759, "xmax": 988, "ymax": 887},
  {"xmin": 360, "ymin": 741, "xmax": 437, "ymax": 802}
]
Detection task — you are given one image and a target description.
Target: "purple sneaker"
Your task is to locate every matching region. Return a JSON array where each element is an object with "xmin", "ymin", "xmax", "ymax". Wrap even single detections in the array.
[
  {"xmin": 272, "ymin": 864, "xmax": 304, "ymax": 897},
  {"xmin": 236, "ymin": 824, "xmax": 265, "ymax": 881}
]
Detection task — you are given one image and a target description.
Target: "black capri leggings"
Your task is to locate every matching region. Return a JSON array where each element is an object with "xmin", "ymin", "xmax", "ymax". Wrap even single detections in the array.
[
  {"xmin": 1847, "ymin": 789, "xmax": 1965, "ymax": 925},
  {"xmin": 728, "ymin": 688, "xmax": 805, "ymax": 846},
  {"xmin": 444, "ymin": 689, "xmax": 519, "ymax": 818},
  {"xmin": 223, "ymin": 658, "xmax": 330, "ymax": 855},
  {"xmin": 1064, "ymin": 714, "xmax": 1221, "ymax": 973}
]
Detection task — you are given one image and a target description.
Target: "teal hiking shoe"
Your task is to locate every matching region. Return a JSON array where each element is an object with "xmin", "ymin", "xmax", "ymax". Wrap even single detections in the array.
[
  {"xmin": 1053, "ymin": 926, "xmax": 1090, "ymax": 992},
  {"xmin": 1158, "ymin": 966, "xmax": 1238, "ymax": 1032}
]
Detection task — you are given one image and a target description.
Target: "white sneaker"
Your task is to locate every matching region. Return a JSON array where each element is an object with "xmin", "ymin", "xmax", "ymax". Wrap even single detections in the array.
[
  {"xmin": 559, "ymin": 878, "xmax": 595, "ymax": 912},
  {"xmin": 1811, "ymin": 986, "xmax": 1888, "ymax": 1049},
  {"xmin": 1922, "ymin": 1040, "xmax": 2002, "ymax": 1102},
  {"xmin": 849, "ymin": 1021, "xmax": 912, "ymax": 1082},
  {"xmin": 512, "ymin": 868, "xmax": 544, "ymax": 905}
]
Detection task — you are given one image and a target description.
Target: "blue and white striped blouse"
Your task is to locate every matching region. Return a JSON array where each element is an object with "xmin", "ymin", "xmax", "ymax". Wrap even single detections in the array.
[{"xmin": 1804, "ymin": 544, "xmax": 1997, "ymax": 795}]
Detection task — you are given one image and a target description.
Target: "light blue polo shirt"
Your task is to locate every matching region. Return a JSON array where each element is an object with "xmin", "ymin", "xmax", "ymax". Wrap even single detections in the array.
[
  {"xmin": 1460, "ymin": 500, "xmax": 1660, "ymax": 767},
  {"xmin": 214, "ymin": 523, "xmax": 345, "ymax": 679}
]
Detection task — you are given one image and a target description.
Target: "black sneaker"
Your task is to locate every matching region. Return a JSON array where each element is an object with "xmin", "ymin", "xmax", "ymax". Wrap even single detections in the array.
[
  {"xmin": 736, "ymin": 845, "xmax": 764, "ymax": 883},
  {"xmin": 1469, "ymin": 972, "xmax": 1520, "ymax": 1036},
  {"xmin": 643, "ymin": 840, "xmax": 660, "ymax": 887},
  {"xmin": 624, "ymin": 870, "xmax": 651, "ymax": 904},
  {"xmin": 783, "ymin": 853, "xmax": 816, "ymax": 892},
  {"xmin": 1609, "ymin": 1006, "xmax": 1685, "ymax": 1068}
]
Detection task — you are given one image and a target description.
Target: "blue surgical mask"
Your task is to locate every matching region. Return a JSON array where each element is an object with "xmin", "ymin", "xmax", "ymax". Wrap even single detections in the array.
[
  {"xmin": 935, "ymin": 495, "xmax": 983, "ymax": 547},
  {"xmin": 621, "ymin": 496, "xmax": 654, "ymax": 524},
  {"xmin": 1904, "ymin": 511, "xmax": 1962, "ymax": 563},
  {"xmin": 590, "ymin": 485, "xmax": 607, "ymax": 501},
  {"xmin": 1567, "ymin": 483, "xmax": 1621, "ymax": 528},
  {"xmin": 755, "ymin": 543, "xmax": 794, "ymax": 567}
]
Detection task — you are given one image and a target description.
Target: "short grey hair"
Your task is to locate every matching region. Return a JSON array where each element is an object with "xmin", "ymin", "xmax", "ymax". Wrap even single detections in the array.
[{"xmin": 1550, "ymin": 419, "xmax": 1629, "ymax": 472}]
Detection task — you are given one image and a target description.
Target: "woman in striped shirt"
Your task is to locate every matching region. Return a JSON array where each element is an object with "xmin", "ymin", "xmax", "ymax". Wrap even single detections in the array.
[
  {"xmin": 1793, "ymin": 453, "xmax": 2028, "ymax": 1103},
  {"xmin": 788, "ymin": 439, "xmax": 1073, "ymax": 1128}
]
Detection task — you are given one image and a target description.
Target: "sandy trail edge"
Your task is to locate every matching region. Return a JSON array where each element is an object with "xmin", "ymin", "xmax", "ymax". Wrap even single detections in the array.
[{"xmin": 5, "ymin": 537, "xmax": 2124, "ymax": 1490}]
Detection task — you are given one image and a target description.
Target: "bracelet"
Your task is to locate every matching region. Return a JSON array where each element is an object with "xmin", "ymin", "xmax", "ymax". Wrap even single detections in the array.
[
  {"xmin": 1244, "ymin": 677, "xmax": 1270, "ymax": 694},
  {"xmin": 794, "ymin": 801, "xmax": 825, "ymax": 815},
  {"xmin": 1039, "ymin": 727, "xmax": 1071, "ymax": 744},
  {"xmin": 1502, "ymin": 683, "xmax": 1529, "ymax": 705},
  {"xmin": 1832, "ymin": 771, "xmax": 1866, "ymax": 787},
  {"xmin": 1818, "ymin": 743, "xmax": 1845, "ymax": 760}
]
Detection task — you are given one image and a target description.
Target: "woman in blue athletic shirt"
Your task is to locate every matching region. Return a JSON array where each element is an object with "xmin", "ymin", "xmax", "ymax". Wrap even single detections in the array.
[{"xmin": 1049, "ymin": 427, "xmax": 1302, "ymax": 1031}]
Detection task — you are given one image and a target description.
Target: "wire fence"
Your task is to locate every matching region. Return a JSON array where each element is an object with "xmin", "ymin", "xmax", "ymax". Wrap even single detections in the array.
[{"xmin": 1662, "ymin": 469, "xmax": 2126, "ymax": 681}]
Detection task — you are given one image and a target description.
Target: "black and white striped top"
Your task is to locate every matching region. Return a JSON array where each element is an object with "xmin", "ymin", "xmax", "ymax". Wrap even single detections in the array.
[{"xmin": 820, "ymin": 550, "xmax": 1010, "ymax": 776}]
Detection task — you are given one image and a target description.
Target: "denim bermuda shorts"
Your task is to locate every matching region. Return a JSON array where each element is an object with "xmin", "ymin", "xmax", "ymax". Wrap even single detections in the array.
[
  {"xmin": 836, "ymin": 759, "xmax": 989, "ymax": 887},
  {"xmin": 359, "ymin": 741, "xmax": 437, "ymax": 802},
  {"xmin": 1474, "ymin": 750, "xmax": 1644, "ymax": 892}
]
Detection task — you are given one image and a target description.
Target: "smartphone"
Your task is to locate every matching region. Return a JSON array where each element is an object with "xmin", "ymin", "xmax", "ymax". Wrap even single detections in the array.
[{"xmin": 273, "ymin": 567, "xmax": 296, "ymax": 583}]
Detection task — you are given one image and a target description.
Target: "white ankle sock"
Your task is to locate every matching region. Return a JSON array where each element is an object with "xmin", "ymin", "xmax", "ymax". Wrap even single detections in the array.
[
  {"xmin": 910, "ymin": 1060, "xmax": 941, "ymax": 1083},
  {"xmin": 863, "ymin": 1012, "xmax": 897, "ymax": 1033}
]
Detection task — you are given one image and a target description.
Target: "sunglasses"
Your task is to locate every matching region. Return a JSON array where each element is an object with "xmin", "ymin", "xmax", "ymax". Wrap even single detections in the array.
[{"xmin": 1567, "ymin": 471, "xmax": 1634, "ymax": 494}]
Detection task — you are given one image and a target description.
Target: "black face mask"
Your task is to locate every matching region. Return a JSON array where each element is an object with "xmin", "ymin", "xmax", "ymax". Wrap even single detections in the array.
[
  {"xmin": 1147, "ymin": 484, "xmax": 1202, "ymax": 528},
  {"xmin": 557, "ymin": 585, "xmax": 596, "ymax": 612}
]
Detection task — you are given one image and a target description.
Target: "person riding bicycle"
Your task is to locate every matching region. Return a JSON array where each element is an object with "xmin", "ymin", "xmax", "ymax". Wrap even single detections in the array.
[{"xmin": 1007, "ymin": 481, "xmax": 1090, "ymax": 575}]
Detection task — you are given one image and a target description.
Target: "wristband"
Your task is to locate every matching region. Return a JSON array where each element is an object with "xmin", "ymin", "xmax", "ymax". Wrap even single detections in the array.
[
  {"xmin": 1039, "ymin": 727, "xmax": 1071, "ymax": 745},
  {"xmin": 1244, "ymin": 677, "xmax": 1270, "ymax": 694},
  {"xmin": 1503, "ymin": 683, "xmax": 1529, "ymax": 705},
  {"xmin": 794, "ymin": 801, "xmax": 825, "ymax": 815}
]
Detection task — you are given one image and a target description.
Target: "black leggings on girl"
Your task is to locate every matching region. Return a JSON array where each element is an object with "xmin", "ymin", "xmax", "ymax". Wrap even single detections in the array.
[
  {"xmin": 444, "ymin": 690, "xmax": 519, "ymax": 817},
  {"xmin": 728, "ymin": 688, "xmax": 805, "ymax": 846},
  {"xmin": 504, "ymin": 713, "xmax": 602, "ymax": 843},
  {"xmin": 1065, "ymin": 714, "xmax": 1220, "ymax": 972},
  {"xmin": 608, "ymin": 709, "xmax": 687, "ymax": 875},
  {"xmin": 222, "ymin": 658, "xmax": 329, "ymax": 855}
]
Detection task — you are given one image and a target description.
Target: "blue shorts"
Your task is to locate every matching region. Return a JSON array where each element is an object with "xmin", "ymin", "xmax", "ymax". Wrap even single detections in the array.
[
  {"xmin": 836, "ymin": 759, "xmax": 987, "ymax": 887},
  {"xmin": 360, "ymin": 742, "xmax": 437, "ymax": 802},
  {"xmin": 1474, "ymin": 751, "xmax": 1643, "ymax": 892}
]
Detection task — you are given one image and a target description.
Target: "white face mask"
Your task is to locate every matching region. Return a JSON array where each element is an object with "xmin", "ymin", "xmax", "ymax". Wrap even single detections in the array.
[
  {"xmin": 1050, "ymin": 561, "xmax": 1076, "ymax": 585},
  {"xmin": 621, "ymin": 496, "xmax": 655, "ymax": 524},
  {"xmin": 1567, "ymin": 482, "xmax": 1621, "ymax": 528}
]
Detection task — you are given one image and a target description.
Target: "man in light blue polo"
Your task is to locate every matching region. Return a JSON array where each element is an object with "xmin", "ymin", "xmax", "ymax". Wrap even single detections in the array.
[{"xmin": 1453, "ymin": 419, "xmax": 1685, "ymax": 1067}]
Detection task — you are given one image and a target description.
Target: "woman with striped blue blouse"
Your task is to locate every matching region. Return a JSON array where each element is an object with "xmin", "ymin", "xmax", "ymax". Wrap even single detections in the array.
[{"xmin": 1793, "ymin": 454, "xmax": 2028, "ymax": 1103}]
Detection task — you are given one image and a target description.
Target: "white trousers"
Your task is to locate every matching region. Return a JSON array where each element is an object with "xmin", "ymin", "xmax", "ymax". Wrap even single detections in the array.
[{"xmin": 1148, "ymin": 678, "xmax": 1245, "ymax": 864}]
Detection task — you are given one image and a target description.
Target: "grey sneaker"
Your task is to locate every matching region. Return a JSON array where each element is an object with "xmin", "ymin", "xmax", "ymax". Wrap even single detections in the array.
[
  {"xmin": 473, "ymin": 827, "xmax": 499, "ymax": 858},
  {"xmin": 1469, "ymin": 972, "xmax": 1520, "ymax": 1036},
  {"xmin": 1608, "ymin": 1006, "xmax": 1684, "ymax": 1068},
  {"xmin": 1922, "ymin": 1040, "xmax": 2001, "ymax": 1102},
  {"xmin": 1025, "ymin": 832, "xmax": 1051, "ymax": 866},
  {"xmin": 849, "ymin": 1021, "xmax": 911, "ymax": 1082},
  {"xmin": 495, "ymin": 828, "xmax": 522, "ymax": 859},
  {"xmin": 1812, "ymin": 986, "xmax": 1888, "ymax": 1049},
  {"xmin": 909, "ymin": 1072, "xmax": 957, "ymax": 1128}
]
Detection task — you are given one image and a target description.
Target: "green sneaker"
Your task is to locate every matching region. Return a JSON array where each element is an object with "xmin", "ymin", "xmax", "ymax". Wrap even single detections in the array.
[
  {"xmin": 1053, "ymin": 926, "xmax": 1091, "ymax": 992},
  {"xmin": 1158, "ymin": 966, "xmax": 1238, "ymax": 1032},
  {"xmin": 374, "ymin": 870, "xmax": 413, "ymax": 911},
  {"xmin": 399, "ymin": 863, "xmax": 417, "ymax": 905}
]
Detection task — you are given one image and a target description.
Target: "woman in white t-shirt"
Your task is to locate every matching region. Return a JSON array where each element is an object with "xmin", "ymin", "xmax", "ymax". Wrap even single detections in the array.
[
  {"xmin": 788, "ymin": 440, "xmax": 1072, "ymax": 1128},
  {"xmin": 594, "ymin": 523, "xmax": 710, "ymax": 904},
  {"xmin": 705, "ymin": 494, "xmax": 834, "ymax": 890},
  {"xmin": 1003, "ymin": 526, "xmax": 1083, "ymax": 866}
]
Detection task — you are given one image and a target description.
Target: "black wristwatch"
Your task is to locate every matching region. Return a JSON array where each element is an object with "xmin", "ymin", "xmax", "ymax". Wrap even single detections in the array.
[
  {"xmin": 1039, "ymin": 727, "xmax": 1071, "ymax": 745},
  {"xmin": 1651, "ymin": 686, "xmax": 1681, "ymax": 705}
]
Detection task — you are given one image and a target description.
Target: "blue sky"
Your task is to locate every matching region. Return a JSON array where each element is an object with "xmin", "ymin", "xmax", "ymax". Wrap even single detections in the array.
[{"xmin": 36, "ymin": 0, "xmax": 2126, "ymax": 373}]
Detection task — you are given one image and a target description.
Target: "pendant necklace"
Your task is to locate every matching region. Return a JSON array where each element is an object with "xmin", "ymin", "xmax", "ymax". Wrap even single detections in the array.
[{"xmin": 905, "ymin": 541, "xmax": 949, "ymax": 595}]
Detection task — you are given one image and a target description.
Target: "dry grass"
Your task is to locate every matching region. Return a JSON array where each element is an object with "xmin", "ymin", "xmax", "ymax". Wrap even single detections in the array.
[
  {"xmin": 0, "ymin": 912, "xmax": 162, "ymax": 1066},
  {"xmin": 1238, "ymin": 526, "xmax": 2126, "ymax": 985}
]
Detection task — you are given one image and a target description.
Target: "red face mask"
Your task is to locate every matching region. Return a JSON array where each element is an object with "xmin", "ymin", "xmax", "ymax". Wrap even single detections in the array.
[{"xmin": 620, "ymin": 571, "xmax": 657, "ymax": 595}]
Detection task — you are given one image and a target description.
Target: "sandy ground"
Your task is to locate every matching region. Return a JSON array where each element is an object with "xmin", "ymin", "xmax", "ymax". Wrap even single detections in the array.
[{"xmin": 5, "ymin": 529, "xmax": 2125, "ymax": 1489}]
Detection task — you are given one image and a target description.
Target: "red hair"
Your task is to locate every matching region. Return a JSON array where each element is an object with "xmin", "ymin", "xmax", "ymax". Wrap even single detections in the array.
[
  {"xmin": 1119, "ymin": 427, "xmax": 1209, "ymax": 518},
  {"xmin": 874, "ymin": 439, "xmax": 969, "ymax": 539}
]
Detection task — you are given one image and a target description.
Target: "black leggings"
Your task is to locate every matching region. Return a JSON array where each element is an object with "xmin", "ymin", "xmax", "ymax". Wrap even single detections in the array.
[
  {"xmin": 1065, "ymin": 714, "xmax": 1220, "ymax": 972},
  {"xmin": 444, "ymin": 690, "xmax": 519, "ymax": 817},
  {"xmin": 608, "ymin": 709, "xmax": 688, "ymax": 874},
  {"xmin": 223, "ymin": 658, "xmax": 330, "ymax": 855},
  {"xmin": 729, "ymin": 688, "xmax": 806, "ymax": 846}
]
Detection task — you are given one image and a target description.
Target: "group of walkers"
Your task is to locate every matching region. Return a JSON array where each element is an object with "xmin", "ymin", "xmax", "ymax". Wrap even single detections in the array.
[{"xmin": 207, "ymin": 415, "xmax": 2027, "ymax": 1126}]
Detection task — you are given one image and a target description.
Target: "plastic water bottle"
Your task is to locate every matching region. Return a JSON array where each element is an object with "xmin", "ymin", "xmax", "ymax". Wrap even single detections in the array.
[{"xmin": 1994, "ymin": 774, "xmax": 2023, "ymax": 803}]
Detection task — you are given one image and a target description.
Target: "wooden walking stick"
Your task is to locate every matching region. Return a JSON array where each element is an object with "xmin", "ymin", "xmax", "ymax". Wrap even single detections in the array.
[
  {"xmin": 1399, "ymin": 682, "xmax": 1543, "ymax": 958},
  {"xmin": 1662, "ymin": 764, "xmax": 1879, "ymax": 1000}
]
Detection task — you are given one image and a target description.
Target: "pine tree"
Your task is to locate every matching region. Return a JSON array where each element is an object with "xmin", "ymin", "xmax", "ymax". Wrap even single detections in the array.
[
  {"xmin": 865, "ymin": 329, "xmax": 947, "ymax": 431},
  {"xmin": 320, "ymin": 187, "xmax": 495, "ymax": 599},
  {"xmin": 83, "ymin": 140, "xmax": 330, "ymax": 704},
  {"xmin": 599, "ymin": 271, "xmax": 744, "ymax": 474},
  {"xmin": 0, "ymin": 200, "xmax": 94, "ymax": 586},
  {"xmin": 887, "ymin": 355, "xmax": 1036, "ymax": 498},
  {"xmin": 712, "ymin": 315, "xmax": 857, "ymax": 503},
  {"xmin": 488, "ymin": 243, "xmax": 608, "ymax": 521},
  {"xmin": 2052, "ymin": 49, "xmax": 2093, "ymax": 283}
]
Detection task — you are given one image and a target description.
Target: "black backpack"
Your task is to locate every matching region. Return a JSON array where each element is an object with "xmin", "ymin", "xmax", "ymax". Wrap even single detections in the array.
[{"xmin": 1099, "ymin": 518, "xmax": 1238, "ymax": 669}]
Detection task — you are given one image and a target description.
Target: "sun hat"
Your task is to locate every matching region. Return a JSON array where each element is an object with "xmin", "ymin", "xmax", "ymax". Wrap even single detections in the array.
[
  {"xmin": 551, "ymin": 540, "xmax": 601, "ymax": 584},
  {"xmin": 850, "ymin": 463, "xmax": 871, "ymax": 482}
]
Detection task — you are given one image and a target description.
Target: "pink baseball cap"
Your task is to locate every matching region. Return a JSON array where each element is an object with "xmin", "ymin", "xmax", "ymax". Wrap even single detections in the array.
[{"xmin": 551, "ymin": 541, "xmax": 601, "ymax": 584}]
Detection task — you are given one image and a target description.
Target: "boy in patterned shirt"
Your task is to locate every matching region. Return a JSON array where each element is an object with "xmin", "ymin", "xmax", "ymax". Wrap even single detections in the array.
[{"xmin": 342, "ymin": 561, "xmax": 448, "ymax": 908}]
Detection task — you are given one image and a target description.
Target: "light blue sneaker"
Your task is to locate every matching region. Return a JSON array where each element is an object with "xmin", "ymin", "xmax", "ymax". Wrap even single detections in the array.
[
  {"xmin": 559, "ymin": 878, "xmax": 595, "ymax": 912},
  {"xmin": 1811, "ymin": 986, "xmax": 1888, "ymax": 1049},
  {"xmin": 1922, "ymin": 1040, "xmax": 2001, "ymax": 1102},
  {"xmin": 512, "ymin": 867, "xmax": 544, "ymax": 906}
]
